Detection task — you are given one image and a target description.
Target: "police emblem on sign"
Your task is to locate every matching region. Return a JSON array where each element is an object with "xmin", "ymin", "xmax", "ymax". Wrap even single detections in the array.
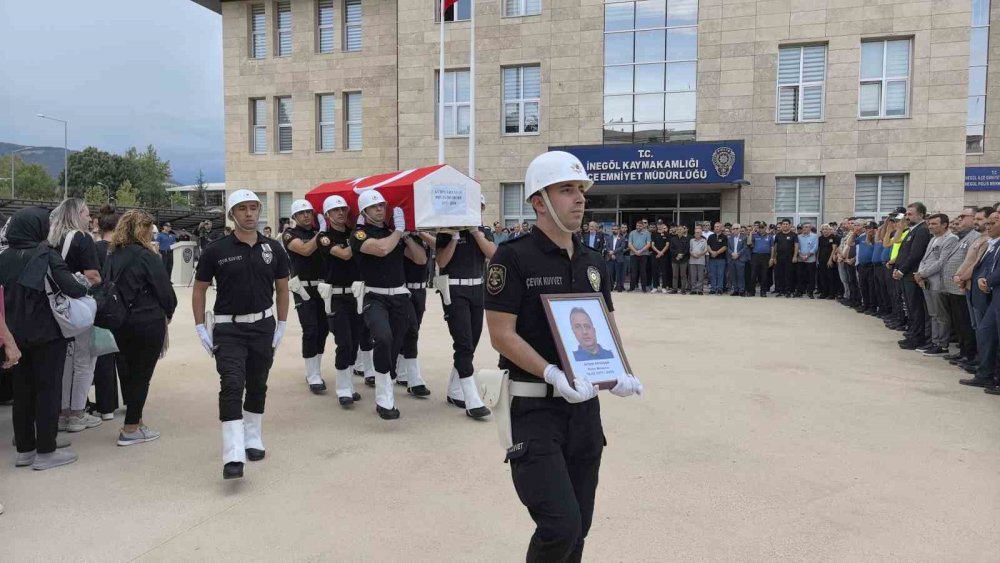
[
  {"xmin": 711, "ymin": 147, "xmax": 736, "ymax": 178},
  {"xmin": 487, "ymin": 264, "xmax": 506, "ymax": 295},
  {"xmin": 261, "ymin": 242, "xmax": 274, "ymax": 265},
  {"xmin": 587, "ymin": 265, "xmax": 601, "ymax": 291}
]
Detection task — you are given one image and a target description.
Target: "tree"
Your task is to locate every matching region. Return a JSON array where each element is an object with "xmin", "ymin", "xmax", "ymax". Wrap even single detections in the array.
[
  {"xmin": 83, "ymin": 185, "xmax": 108, "ymax": 206},
  {"xmin": 192, "ymin": 169, "xmax": 208, "ymax": 211},
  {"xmin": 59, "ymin": 147, "xmax": 121, "ymax": 199},
  {"xmin": 126, "ymin": 145, "xmax": 172, "ymax": 208},
  {"xmin": 1, "ymin": 155, "xmax": 59, "ymax": 201},
  {"xmin": 169, "ymin": 192, "xmax": 189, "ymax": 209},
  {"xmin": 116, "ymin": 180, "xmax": 139, "ymax": 207},
  {"xmin": 59, "ymin": 144, "xmax": 173, "ymax": 206}
]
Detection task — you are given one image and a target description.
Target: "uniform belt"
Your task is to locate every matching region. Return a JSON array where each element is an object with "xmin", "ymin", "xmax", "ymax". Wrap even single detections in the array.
[
  {"xmin": 365, "ymin": 285, "xmax": 410, "ymax": 296},
  {"xmin": 509, "ymin": 380, "xmax": 562, "ymax": 398},
  {"xmin": 213, "ymin": 309, "xmax": 274, "ymax": 324},
  {"xmin": 405, "ymin": 282, "xmax": 427, "ymax": 290},
  {"xmin": 301, "ymin": 280, "xmax": 322, "ymax": 287},
  {"xmin": 326, "ymin": 286, "xmax": 351, "ymax": 295},
  {"xmin": 448, "ymin": 278, "xmax": 483, "ymax": 286}
]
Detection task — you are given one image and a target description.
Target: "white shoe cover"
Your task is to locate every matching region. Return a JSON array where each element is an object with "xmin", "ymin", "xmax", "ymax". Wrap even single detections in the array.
[
  {"xmin": 374, "ymin": 371, "xmax": 395, "ymax": 410},
  {"xmin": 459, "ymin": 375, "xmax": 485, "ymax": 410},
  {"xmin": 222, "ymin": 420, "xmax": 246, "ymax": 464},
  {"xmin": 405, "ymin": 358, "xmax": 426, "ymax": 388},
  {"xmin": 242, "ymin": 410, "xmax": 264, "ymax": 451}
]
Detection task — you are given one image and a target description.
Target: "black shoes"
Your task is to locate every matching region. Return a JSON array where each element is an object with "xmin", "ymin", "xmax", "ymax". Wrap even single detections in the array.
[
  {"xmin": 309, "ymin": 381, "xmax": 327, "ymax": 395},
  {"xmin": 223, "ymin": 462, "xmax": 244, "ymax": 480},
  {"xmin": 898, "ymin": 340, "xmax": 922, "ymax": 350},
  {"xmin": 376, "ymin": 405, "xmax": 400, "ymax": 420},
  {"xmin": 364, "ymin": 376, "xmax": 375, "ymax": 388},
  {"xmin": 984, "ymin": 386, "xmax": 1000, "ymax": 395},
  {"xmin": 446, "ymin": 396, "xmax": 466, "ymax": 409},
  {"xmin": 942, "ymin": 353, "xmax": 964, "ymax": 361},
  {"xmin": 407, "ymin": 385, "xmax": 431, "ymax": 397},
  {"xmin": 921, "ymin": 346, "xmax": 948, "ymax": 357},
  {"xmin": 466, "ymin": 406, "xmax": 491, "ymax": 419},
  {"xmin": 959, "ymin": 378, "xmax": 992, "ymax": 388},
  {"xmin": 339, "ymin": 392, "xmax": 362, "ymax": 407},
  {"xmin": 246, "ymin": 448, "xmax": 265, "ymax": 462}
]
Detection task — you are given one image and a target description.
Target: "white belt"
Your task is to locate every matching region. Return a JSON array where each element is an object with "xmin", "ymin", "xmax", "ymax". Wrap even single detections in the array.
[
  {"xmin": 448, "ymin": 278, "xmax": 483, "ymax": 286},
  {"xmin": 301, "ymin": 280, "xmax": 322, "ymax": 287},
  {"xmin": 213, "ymin": 309, "xmax": 274, "ymax": 324},
  {"xmin": 509, "ymin": 380, "xmax": 562, "ymax": 398},
  {"xmin": 406, "ymin": 282, "xmax": 427, "ymax": 290},
  {"xmin": 325, "ymin": 286, "xmax": 351, "ymax": 295},
  {"xmin": 365, "ymin": 285, "xmax": 410, "ymax": 296}
]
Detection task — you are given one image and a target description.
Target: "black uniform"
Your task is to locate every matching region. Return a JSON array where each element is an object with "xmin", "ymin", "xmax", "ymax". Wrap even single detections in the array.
[
  {"xmin": 817, "ymin": 233, "xmax": 842, "ymax": 297},
  {"xmin": 282, "ymin": 225, "xmax": 329, "ymax": 359},
  {"xmin": 316, "ymin": 227, "xmax": 363, "ymax": 371},
  {"xmin": 650, "ymin": 230, "xmax": 670, "ymax": 289},
  {"xmin": 773, "ymin": 231, "xmax": 798, "ymax": 295},
  {"xmin": 196, "ymin": 233, "xmax": 289, "ymax": 422},
  {"xmin": 485, "ymin": 229, "xmax": 613, "ymax": 562},
  {"xmin": 436, "ymin": 228, "xmax": 490, "ymax": 380},
  {"xmin": 402, "ymin": 236, "xmax": 429, "ymax": 361}
]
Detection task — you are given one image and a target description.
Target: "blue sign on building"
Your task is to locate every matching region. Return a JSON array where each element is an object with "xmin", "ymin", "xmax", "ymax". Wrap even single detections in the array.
[
  {"xmin": 966, "ymin": 166, "xmax": 1000, "ymax": 191},
  {"xmin": 551, "ymin": 141, "xmax": 745, "ymax": 186}
]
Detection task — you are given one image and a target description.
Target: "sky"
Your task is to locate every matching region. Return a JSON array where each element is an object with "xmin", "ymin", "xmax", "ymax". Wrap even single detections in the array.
[{"xmin": 0, "ymin": 0, "xmax": 224, "ymax": 184}]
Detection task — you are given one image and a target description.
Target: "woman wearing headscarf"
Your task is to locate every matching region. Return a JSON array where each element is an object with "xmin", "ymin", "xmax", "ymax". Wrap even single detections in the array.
[
  {"xmin": 0, "ymin": 207, "xmax": 88, "ymax": 470},
  {"xmin": 106, "ymin": 210, "xmax": 177, "ymax": 446}
]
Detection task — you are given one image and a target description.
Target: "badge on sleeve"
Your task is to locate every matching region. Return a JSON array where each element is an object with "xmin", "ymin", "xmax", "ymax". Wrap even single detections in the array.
[
  {"xmin": 587, "ymin": 266, "xmax": 601, "ymax": 291},
  {"xmin": 354, "ymin": 230, "xmax": 367, "ymax": 241},
  {"xmin": 282, "ymin": 232, "xmax": 293, "ymax": 243},
  {"xmin": 487, "ymin": 264, "xmax": 506, "ymax": 295},
  {"xmin": 319, "ymin": 235, "xmax": 331, "ymax": 246}
]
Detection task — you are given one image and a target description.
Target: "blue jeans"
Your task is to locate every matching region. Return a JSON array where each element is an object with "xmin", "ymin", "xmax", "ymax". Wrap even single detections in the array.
[
  {"xmin": 708, "ymin": 259, "xmax": 726, "ymax": 292},
  {"xmin": 729, "ymin": 260, "xmax": 746, "ymax": 293}
]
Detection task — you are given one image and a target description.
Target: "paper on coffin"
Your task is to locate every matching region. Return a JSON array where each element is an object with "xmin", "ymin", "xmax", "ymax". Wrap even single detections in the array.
[{"xmin": 305, "ymin": 165, "xmax": 481, "ymax": 231}]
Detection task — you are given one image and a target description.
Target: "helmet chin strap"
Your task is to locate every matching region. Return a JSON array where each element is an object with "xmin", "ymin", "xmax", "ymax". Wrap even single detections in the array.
[{"xmin": 540, "ymin": 190, "xmax": 577, "ymax": 235}]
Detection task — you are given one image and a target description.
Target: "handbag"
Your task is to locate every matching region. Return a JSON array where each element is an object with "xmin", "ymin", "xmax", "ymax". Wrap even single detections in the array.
[
  {"xmin": 90, "ymin": 326, "xmax": 119, "ymax": 357},
  {"xmin": 46, "ymin": 230, "xmax": 97, "ymax": 338}
]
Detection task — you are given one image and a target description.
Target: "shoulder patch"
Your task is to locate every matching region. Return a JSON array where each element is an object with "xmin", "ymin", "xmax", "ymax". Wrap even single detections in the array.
[
  {"xmin": 486, "ymin": 264, "xmax": 507, "ymax": 295},
  {"xmin": 354, "ymin": 230, "xmax": 367, "ymax": 241},
  {"xmin": 282, "ymin": 232, "xmax": 293, "ymax": 243},
  {"xmin": 319, "ymin": 235, "xmax": 331, "ymax": 247},
  {"xmin": 587, "ymin": 265, "xmax": 601, "ymax": 291}
]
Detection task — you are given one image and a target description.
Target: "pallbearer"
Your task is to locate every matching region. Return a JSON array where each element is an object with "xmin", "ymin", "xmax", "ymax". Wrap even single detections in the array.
[{"xmin": 282, "ymin": 199, "xmax": 329, "ymax": 394}]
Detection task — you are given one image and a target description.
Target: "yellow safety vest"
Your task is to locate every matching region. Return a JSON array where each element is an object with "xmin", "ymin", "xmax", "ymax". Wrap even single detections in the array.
[{"xmin": 890, "ymin": 228, "xmax": 909, "ymax": 261}]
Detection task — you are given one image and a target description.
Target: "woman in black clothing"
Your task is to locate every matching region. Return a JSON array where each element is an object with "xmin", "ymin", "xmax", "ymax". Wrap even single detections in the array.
[
  {"xmin": 0, "ymin": 208, "xmax": 88, "ymax": 470},
  {"xmin": 106, "ymin": 210, "xmax": 177, "ymax": 446},
  {"xmin": 92, "ymin": 206, "xmax": 121, "ymax": 420}
]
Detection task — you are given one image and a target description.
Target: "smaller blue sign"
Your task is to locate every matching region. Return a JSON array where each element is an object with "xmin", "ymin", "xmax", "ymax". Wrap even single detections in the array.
[
  {"xmin": 966, "ymin": 166, "xmax": 1000, "ymax": 191},
  {"xmin": 551, "ymin": 141, "xmax": 745, "ymax": 186}
]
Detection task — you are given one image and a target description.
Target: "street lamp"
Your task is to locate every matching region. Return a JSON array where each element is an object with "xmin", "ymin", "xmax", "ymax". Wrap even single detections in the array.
[
  {"xmin": 9, "ymin": 146, "xmax": 35, "ymax": 198},
  {"xmin": 732, "ymin": 179, "xmax": 751, "ymax": 223},
  {"xmin": 36, "ymin": 114, "xmax": 68, "ymax": 200},
  {"xmin": 96, "ymin": 181, "xmax": 110, "ymax": 204}
]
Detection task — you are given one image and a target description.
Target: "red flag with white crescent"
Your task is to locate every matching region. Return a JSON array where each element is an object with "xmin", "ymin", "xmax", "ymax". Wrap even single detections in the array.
[{"xmin": 443, "ymin": 0, "xmax": 459, "ymax": 11}]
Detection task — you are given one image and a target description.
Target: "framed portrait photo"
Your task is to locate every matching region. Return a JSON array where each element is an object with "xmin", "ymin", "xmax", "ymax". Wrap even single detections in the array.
[{"xmin": 540, "ymin": 293, "xmax": 632, "ymax": 390}]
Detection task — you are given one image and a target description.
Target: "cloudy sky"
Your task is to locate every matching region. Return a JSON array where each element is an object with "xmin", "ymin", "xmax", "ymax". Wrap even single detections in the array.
[{"xmin": 0, "ymin": 0, "xmax": 224, "ymax": 184}]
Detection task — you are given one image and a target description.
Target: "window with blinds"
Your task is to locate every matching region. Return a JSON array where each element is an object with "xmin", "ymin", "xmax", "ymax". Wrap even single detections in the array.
[
  {"xmin": 251, "ymin": 98, "xmax": 267, "ymax": 154},
  {"xmin": 317, "ymin": 94, "xmax": 335, "ymax": 151},
  {"xmin": 436, "ymin": 70, "xmax": 471, "ymax": 137},
  {"xmin": 504, "ymin": 0, "xmax": 541, "ymax": 17},
  {"xmin": 968, "ymin": 0, "xmax": 990, "ymax": 154},
  {"xmin": 276, "ymin": 96, "xmax": 292, "ymax": 153},
  {"xmin": 501, "ymin": 183, "xmax": 537, "ymax": 226},
  {"xmin": 776, "ymin": 45, "xmax": 826, "ymax": 122},
  {"xmin": 345, "ymin": 92, "xmax": 362, "ymax": 150},
  {"xmin": 344, "ymin": 0, "xmax": 362, "ymax": 52},
  {"xmin": 250, "ymin": 4, "xmax": 267, "ymax": 58},
  {"xmin": 317, "ymin": 0, "xmax": 335, "ymax": 54},
  {"xmin": 255, "ymin": 192, "xmax": 270, "ymax": 230},
  {"xmin": 504, "ymin": 66, "xmax": 541, "ymax": 134},
  {"xmin": 855, "ymin": 175, "xmax": 905, "ymax": 217},
  {"xmin": 276, "ymin": 1, "xmax": 291, "ymax": 56},
  {"xmin": 277, "ymin": 192, "xmax": 293, "ymax": 221},
  {"xmin": 775, "ymin": 177, "xmax": 823, "ymax": 224},
  {"xmin": 859, "ymin": 39, "xmax": 911, "ymax": 118}
]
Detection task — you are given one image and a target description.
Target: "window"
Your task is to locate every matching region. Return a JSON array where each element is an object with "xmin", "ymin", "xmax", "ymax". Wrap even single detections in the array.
[
  {"xmin": 859, "ymin": 39, "xmax": 911, "ymax": 118},
  {"xmin": 255, "ymin": 192, "xmax": 269, "ymax": 231},
  {"xmin": 277, "ymin": 192, "xmax": 293, "ymax": 220},
  {"xmin": 250, "ymin": 4, "xmax": 267, "ymax": 58},
  {"xmin": 777, "ymin": 45, "xmax": 826, "ymax": 122},
  {"xmin": 317, "ymin": 94, "xmax": 336, "ymax": 151},
  {"xmin": 275, "ymin": 1, "xmax": 291, "ymax": 57},
  {"xmin": 205, "ymin": 191, "xmax": 225, "ymax": 208},
  {"xmin": 775, "ymin": 177, "xmax": 823, "ymax": 225},
  {"xmin": 436, "ymin": 69, "xmax": 471, "ymax": 137},
  {"xmin": 345, "ymin": 92, "xmax": 362, "ymax": 150},
  {"xmin": 603, "ymin": 0, "xmax": 698, "ymax": 144},
  {"xmin": 437, "ymin": 0, "xmax": 471, "ymax": 22},
  {"xmin": 344, "ymin": 0, "xmax": 362, "ymax": 51},
  {"xmin": 968, "ymin": 0, "xmax": 990, "ymax": 154},
  {"xmin": 276, "ymin": 96, "xmax": 292, "ymax": 153},
  {"xmin": 501, "ymin": 183, "xmax": 537, "ymax": 226},
  {"xmin": 251, "ymin": 98, "xmax": 267, "ymax": 154},
  {"xmin": 503, "ymin": 66, "xmax": 540, "ymax": 134},
  {"xmin": 855, "ymin": 175, "xmax": 905, "ymax": 217},
  {"xmin": 504, "ymin": 0, "xmax": 540, "ymax": 17},
  {"xmin": 317, "ymin": 0, "xmax": 335, "ymax": 53}
]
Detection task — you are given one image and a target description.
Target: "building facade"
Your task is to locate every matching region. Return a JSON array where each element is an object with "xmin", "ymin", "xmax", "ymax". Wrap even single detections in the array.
[{"xmin": 199, "ymin": 0, "xmax": 994, "ymax": 230}]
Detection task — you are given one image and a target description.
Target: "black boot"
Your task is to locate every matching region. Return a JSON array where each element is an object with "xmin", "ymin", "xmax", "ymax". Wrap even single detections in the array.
[
  {"xmin": 246, "ymin": 448, "xmax": 265, "ymax": 462},
  {"xmin": 223, "ymin": 462, "xmax": 244, "ymax": 480}
]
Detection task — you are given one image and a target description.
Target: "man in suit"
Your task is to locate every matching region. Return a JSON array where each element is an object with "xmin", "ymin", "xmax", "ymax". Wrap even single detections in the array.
[
  {"xmin": 607, "ymin": 224, "xmax": 627, "ymax": 291},
  {"xmin": 963, "ymin": 210, "xmax": 1000, "ymax": 390},
  {"xmin": 727, "ymin": 223, "xmax": 751, "ymax": 296},
  {"xmin": 893, "ymin": 202, "xmax": 933, "ymax": 350},
  {"xmin": 584, "ymin": 221, "xmax": 606, "ymax": 254}
]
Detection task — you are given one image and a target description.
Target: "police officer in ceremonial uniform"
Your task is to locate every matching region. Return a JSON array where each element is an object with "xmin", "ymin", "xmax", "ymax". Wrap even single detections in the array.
[
  {"xmin": 349, "ymin": 189, "xmax": 425, "ymax": 420},
  {"xmin": 485, "ymin": 151, "xmax": 643, "ymax": 561},
  {"xmin": 282, "ymin": 199, "xmax": 330, "ymax": 394},
  {"xmin": 193, "ymin": 190, "xmax": 290, "ymax": 480},
  {"xmin": 436, "ymin": 194, "xmax": 496, "ymax": 419},
  {"xmin": 391, "ymin": 233, "xmax": 434, "ymax": 397},
  {"xmin": 315, "ymin": 195, "xmax": 363, "ymax": 407}
]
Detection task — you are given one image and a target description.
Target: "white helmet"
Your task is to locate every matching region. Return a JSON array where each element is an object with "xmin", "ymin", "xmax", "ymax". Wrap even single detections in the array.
[
  {"xmin": 356, "ymin": 189, "xmax": 386, "ymax": 213},
  {"xmin": 323, "ymin": 195, "xmax": 349, "ymax": 215},
  {"xmin": 227, "ymin": 189, "xmax": 261, "ymax": 213},
  {"xmin": 524, "ymin": 151, "xmax": 592, "ymax": 202},
  {"xmin": 290, "ymin": 199, "xmax": 314, "ymax": 217}
]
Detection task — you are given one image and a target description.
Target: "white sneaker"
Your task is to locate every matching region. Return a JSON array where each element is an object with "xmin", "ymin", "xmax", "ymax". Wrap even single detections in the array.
[
  {"xmin": 101, "ymin": 412, "xmax": 115, "ymax": 421},
  {"xmin": 67, "ymin": 413, "xmax": 102, "ymax": 432}
]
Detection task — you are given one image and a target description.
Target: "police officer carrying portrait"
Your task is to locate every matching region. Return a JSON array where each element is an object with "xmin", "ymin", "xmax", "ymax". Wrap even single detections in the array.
[
  {"xmin": 193, "ymin": 189, "xmax": 290, "ymax": 480},
  {"xmin": 485, "ymin": 151, "xmax": 643, "ymax": 561},
  {"xmin": 315, "ymin": 195, "xmax": 363, "ymax": 407},
  {"xmin": 349, "ymin": 189, "xmax": 426, "ymax": 420},
  {"xmin": 282, "ymin": 199, "xmax": 330, "ymax": 394},
  {"xmin": 391, "ymin": 233, "xmax": 434, "ymax": 397},
  {"xmin": 436, "ymin": 194, "xmax": 496, "ymax": 419}
]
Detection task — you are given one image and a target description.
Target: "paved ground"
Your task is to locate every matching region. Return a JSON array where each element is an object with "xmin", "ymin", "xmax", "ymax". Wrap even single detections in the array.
[{"xmin": 1, "ymin": 288, "xmax": 998, "ymax": 561}]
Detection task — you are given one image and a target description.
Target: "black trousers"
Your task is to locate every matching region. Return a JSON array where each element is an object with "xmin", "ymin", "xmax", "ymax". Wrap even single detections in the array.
[
  {"xmin": 774, "ymin": 258, "xmax": 794, "ymax": 294},
  {"xmin": 629, "ymin": 255, "xmax": 647, "ymax": 291},
  {"xmin": 653, "ymin": 255, "xmax": 670, "ymax": 288},
  {"xmin": 0, "ymin": 367, "xmax": 12, "ymax": 403},
  {"xmin": 160, "ymin": 251, "xmax": 173, "ymax": 278},
  {"xmin": 13, "ymin": 338, "xmax": 68, "ymax": 454},
  {"xmin": 873, "ymin": 264, "xmax": 890, "ymax": 313},
  {"xmin": 846, "ymin": 264, "xmax": 861, "ymax": 306},
  {"xmin": 903, "ymin": 275, "xmax": 929, "ymax": 344},
  {"xmin": 507, "ymin": 396, "xmax": 604, "ymax": 563},
  {"xmin": 890, "ymin": 276, "xmax": 907, "ymax": 323},
  {"xmin": 294, "ymin": 288, "xmax": 328, "ymax": 358},
  {"xmin": 113, "ymin": 319, "xmax": 166, "ymax": 426},
  {"xmin": 93, "ymin": 353, "xmax": 120, "ymax": 414},
  {"xmin": 858, "ymin": 264, "xmax": 875, "ymax": 310},
  {"xmin": 817, "ymin": 260, "xmax": 836, "ymax": 296},
  {"xmin": 944, "ymin": 292, "xmax": 977, "ymax": 359},
  {"xmin": 443, "ymin": 286, "xmax": 485, "ymax": 379},
  {"xmin": 796, "ymin": 262, "xmax": 816, "ymax": 294},
  {"xmin": 213, "ymin": 317, "xmax": 275, "ymax": 422},
  {"xmin": 750, "ymin": 254, "xmax": 769, "ymax": 294},
  {"xmin": 402, "ymin": 289, "xmax": 426, "ymax": 359},
  {"xmin": 362, "ymin": 293, "xmax": 414, "ymax": 374},
  {"xmin": 327, "ymin": 295, "xmax": 362, "ymax": 370}
]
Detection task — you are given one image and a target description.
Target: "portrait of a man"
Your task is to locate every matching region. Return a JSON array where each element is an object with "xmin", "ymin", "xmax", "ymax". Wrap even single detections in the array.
[{"xmin": 570, "ymin": 307, "xmax": 615, "ymax": 361}]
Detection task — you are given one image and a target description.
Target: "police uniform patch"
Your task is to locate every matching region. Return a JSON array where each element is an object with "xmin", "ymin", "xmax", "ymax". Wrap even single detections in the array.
[
  {"xmin": 487, "ymin": 264, "xmax": 506, "ymax": 295},
  {"xmin": 587, "ymin": 265, "xmax": 601, "ymax": 291},
  {"xmin": 354, "ymin": 230, "xmax": 367, "ymax": 241},
  {"xmin": 320, "ymin": 235, "xmax": 331, "ymax": 246},
  {"xmin": 282, "ymin": 232, "xmax": 293, "ymax": 243},
  {"xmin": 261, "ymin": 242, "xmax": 274, "ymax": 265}
]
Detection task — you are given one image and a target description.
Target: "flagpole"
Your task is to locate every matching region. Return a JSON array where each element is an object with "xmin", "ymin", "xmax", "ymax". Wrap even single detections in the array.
[
  {"xmin": 438, "ymin": 0, "xmax": 446, "ymax": 165},
  {"xmin": 468, "ymin": 0, "xmax": 475, "ymax": 179}
]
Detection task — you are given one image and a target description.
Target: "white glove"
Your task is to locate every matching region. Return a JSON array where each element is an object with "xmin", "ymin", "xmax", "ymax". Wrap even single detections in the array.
[
  {"xmin": 356, "ymin": 213, "xmax": 365, "ymax": 226},
  {"xmin": 272, "ymin": 320, "xmax": 287, "ymax": 349},
  {"xmin": 543, "ymin": 364, "xmax": 597, "ymax": 404},
  {"xmin": 451, "ymin": 232, "xmax": 461, "ymax": 240},
  {"xmin": 195, "ymin": 324, "xmax": 214, "ymax": 357},
  {"xmin": 610, "ymin": 373, "xmax": 644, "ymax": 398},
  {"xmin": 393, "ymin": 207, "xmax": 406, "ymax": 233}
]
